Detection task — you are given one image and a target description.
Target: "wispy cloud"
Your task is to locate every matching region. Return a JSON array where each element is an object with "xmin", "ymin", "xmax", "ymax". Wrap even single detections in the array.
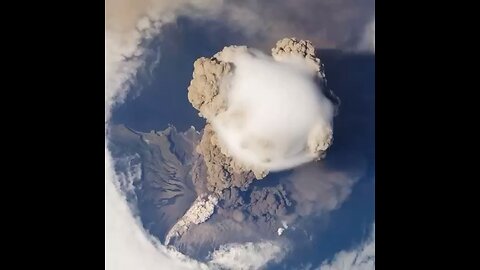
[
  {"xmin": 208, "ymin": 241, "xmax": 288, "ymax": 270},
  {"xmin": 317, "ymin": 222, "xmax": 375, "ymax": 270},
  {"xmin": 357, "ymin": 18, "xmax": 375, "ymax": 53},
  {"xmin": 105, "ymin": 1, "xmax": 221, "ymax": 269}
]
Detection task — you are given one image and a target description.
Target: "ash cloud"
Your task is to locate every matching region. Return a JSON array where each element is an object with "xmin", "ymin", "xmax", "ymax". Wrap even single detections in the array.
[
  {"xmin": 105, "ymin": 137, "xmax": 208, "ymax": 270},
  {"xmin": 105, "ymin": 0, "xmax": 374, "ymax": 268},
  {"xmin": 212, "ymin": 49, "xmax": 334, "ymax": 170},
  {"xmin": 357, "ymin": 18, "xmax": 375, "ymax": 53},
  {"xmin": 105, "ymin": 1, "xmax": 226, "ymax": 268},
  {"xmin": 195, "ymin": 124, "xmax": 261, "ymax": 194},
  {"xmin": 228, "ymin": 0, "xmax": 374, "ymax": 50},
  {"xmin": 282, "ymin": 162, "xmax": 362, "ymax": 219},
  {"xmin": 105, "ymin": 0, "xmax": 373, "ymax": 121},
  {"xmin": 188, "ymin": 38, "xmax": 338, "ymax": 195},
  {"xmin": 170, "ymin": 184, "xmax": 292, "ymax": 258},
  {"xmin": 105, "ymin": 0, "xmax": 224, "ymax": 121},
  {"xmin": 108, "ymin": 122, "xmax": 364, "ymax": 262}
]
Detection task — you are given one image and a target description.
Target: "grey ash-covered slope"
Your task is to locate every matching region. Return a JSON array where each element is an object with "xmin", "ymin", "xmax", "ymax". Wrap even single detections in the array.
[
  {"xmin": 108, "ymin": 124, "xmax": 205, "ymax": 240},
  {"xmin": 107, "ymin": 124, "xmax": 297, "ymax": 259}
]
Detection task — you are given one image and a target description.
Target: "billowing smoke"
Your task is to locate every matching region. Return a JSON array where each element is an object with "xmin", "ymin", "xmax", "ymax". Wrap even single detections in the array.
[
  {"xmin": 168, "ymin": 159, "xmax": 365, "ymax": 258},
  {"xmin": 212, "ymin": 49, "xmax": 334, "ymax": 171},
  {"xmin": 188, "ymin": 38, "xmax": 337, "ymax": 194},
  {"xmin": 106, "ymin": 0, "xmax": 373, "ymax": 269}
]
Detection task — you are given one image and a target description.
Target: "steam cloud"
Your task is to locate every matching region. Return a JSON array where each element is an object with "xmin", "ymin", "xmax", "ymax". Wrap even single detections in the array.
[
  {"xmin": 105, "ymin": 0, "xmax": 374, "ymax": 269},
  {"xmin": 209, "ymin": 241, "xmax": 289, "ymax": 270},
  {"xmin": 188, "ymin": 38, "xmax": 338, "ymax": 195},
  {"xmin": 212, "ymin": 50, "xmax": 334, "ymax": 171}
]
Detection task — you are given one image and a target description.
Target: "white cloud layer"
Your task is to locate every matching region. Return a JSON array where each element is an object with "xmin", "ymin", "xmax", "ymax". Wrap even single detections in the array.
[
  {"xmin": 105, "ymin": 1, "xmax": 221, "ymax": 269},
  {"xmin": 209, "ymin": 241, "xmax": 288, "ymax": 270},
  {"xmin": 317, "ymin": 223, "xmax": 375, "ymax": 270}
]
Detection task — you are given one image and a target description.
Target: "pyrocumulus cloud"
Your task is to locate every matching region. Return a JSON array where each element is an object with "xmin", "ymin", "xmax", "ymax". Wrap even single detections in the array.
[
  {"xmin": 212, "ymin": 50, "xmax": 334, "ymax": 171},
  {"xmin": 105, "ymin": 0, "xmax": 373, "ymax": 269}
]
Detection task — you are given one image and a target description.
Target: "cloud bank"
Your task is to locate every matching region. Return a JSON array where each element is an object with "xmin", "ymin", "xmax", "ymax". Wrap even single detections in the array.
[
  {"xmin": 318, "ymin": 223, "xmax": 375, "ymax": 270},
  {"xmin": 105, "ymin": 1, "xmax": 223, "ymax": 269},
  {"xmin": 209, "ymin": 241, "xmax": 288, "ymax": 270},
  {"xmin": 187, "ymin": 38, "xmax": 338, "ymax": 196}
]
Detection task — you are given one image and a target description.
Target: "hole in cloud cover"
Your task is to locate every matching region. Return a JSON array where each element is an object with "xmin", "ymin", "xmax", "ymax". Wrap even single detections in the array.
[{"xmin": 105, "ymin": 1, "xmax": 374, "ymax": 269}]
